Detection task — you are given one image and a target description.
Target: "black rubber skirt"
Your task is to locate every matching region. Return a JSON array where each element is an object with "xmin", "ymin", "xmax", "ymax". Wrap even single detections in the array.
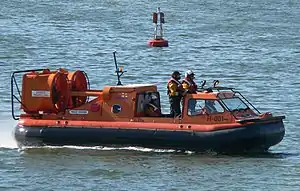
[{"xmin": 14, "ymin": 121, "xmax": 285, "ymax": 152}]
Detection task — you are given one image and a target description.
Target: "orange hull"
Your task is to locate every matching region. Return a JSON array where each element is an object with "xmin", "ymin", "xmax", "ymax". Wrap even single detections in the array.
[{"xmin": 19, "ymin": 118, "xmax": 243, "ymax": 132}]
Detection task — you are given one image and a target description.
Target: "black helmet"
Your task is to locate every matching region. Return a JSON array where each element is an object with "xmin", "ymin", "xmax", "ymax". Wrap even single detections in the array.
[{"xmin": 172, "ymin": 71, "xmax": 181, "ymax": 78}]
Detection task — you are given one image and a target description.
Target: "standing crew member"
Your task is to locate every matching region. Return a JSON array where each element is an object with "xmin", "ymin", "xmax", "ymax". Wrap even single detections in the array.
[
  {"xmin": 167, "ymin": 71, "xmax": 186, "ymax": 117},
  {"xmin": 182, "ymin": 70, "xmax": 198, "ymax": 114},
  {"xmin": 182, "ymin": 70, "xmax": 198, "ymax": 93}
]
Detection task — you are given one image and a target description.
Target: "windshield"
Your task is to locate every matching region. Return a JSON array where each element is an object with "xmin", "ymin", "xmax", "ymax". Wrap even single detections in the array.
[{"xmin": 221, "ymin": 97, "xmax": 249, "ymax": 111}]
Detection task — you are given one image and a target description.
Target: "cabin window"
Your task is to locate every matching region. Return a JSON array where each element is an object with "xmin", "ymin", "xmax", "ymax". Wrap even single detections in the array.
[{"xmin": 188, "ymin": 99, "xmax": 224, "ymax": 116}]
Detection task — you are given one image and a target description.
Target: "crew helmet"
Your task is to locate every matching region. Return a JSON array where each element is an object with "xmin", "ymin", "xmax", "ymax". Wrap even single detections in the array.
[
  {"xmin": 151, "ymin": 94, "xmax": 158, "ymax": 100},
  {"xmin": 185, "ymin": 70, "xmax": 195, "ymax": 78}
]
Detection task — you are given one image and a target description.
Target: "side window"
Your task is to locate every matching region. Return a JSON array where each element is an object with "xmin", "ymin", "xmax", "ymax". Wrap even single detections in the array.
[
  {"xmin": 188, "ymin": 99, "xmax": 205, "ymax": 115},
  {"xmin": 188, "ymin": 99, "xmax": 224, "ymax": 116},
  {"xmin": 205, "ymin": 100, "xmax": 224, "ymax": 114}
]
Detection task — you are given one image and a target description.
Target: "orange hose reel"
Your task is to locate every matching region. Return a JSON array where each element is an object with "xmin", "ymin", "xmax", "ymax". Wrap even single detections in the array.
[
  {"xmin": 21, "ymin": 70, "xmax": 70, "ymax": 113},
  {"xmin": 67, "ymin": 70, "xmax": 88, "ymax": 107}
]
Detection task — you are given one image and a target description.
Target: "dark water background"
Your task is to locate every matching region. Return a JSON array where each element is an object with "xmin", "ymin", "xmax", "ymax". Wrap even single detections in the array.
[{"xmin": 0, "ymin": 0, "xmax": 299, "ymax": 190}]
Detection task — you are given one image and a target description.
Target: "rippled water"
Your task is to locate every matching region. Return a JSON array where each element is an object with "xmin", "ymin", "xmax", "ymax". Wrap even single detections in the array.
[{"xmin": 0, "ymin": 0, "xmax": 300, "ymax": 190}]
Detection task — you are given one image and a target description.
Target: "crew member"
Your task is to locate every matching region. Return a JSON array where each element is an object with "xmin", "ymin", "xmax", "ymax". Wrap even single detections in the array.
[
  {"xmin": 167, "ymin": 71, "xmax": 186, "ymax": 117},
  {"xmin": 182, "ymin": 70, "xmax": 198, "ymax": 114},
  {"xmin": 145, "ymin": 94, "xmax": 161, "ymax": 117},
  {"xmin": 205, "ymin": 100, "xmax": 217, "ymax": 114},
  {"xmin": 182, "ymin": 70, "xmax": 198, "ymax": 93}
]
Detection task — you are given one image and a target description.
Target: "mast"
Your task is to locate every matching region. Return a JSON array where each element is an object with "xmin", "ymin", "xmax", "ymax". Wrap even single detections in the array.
[{"xmin": 113, "ymin": 51, "xmax": 126, "ymax": 85}]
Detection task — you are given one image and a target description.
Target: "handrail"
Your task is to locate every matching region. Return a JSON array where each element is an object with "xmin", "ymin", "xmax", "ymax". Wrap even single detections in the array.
[
  {"xmin": 198, "ymin": 85, "xmax": 261, "ymax": 117},
  {"xmin": 233, "ymin": 91, "xmax": 260, "ymax": 114}
]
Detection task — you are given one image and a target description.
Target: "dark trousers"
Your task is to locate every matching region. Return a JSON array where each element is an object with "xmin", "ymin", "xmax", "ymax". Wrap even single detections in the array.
[{"xmin": 169, "ymin": 96, "xmax": 182, "ymax": 117}]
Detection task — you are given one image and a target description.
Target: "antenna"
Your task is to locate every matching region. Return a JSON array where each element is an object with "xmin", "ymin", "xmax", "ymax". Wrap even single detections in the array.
[{"xmin": 113, "ymin": 51, "xmax": 126, "ymax": 85}]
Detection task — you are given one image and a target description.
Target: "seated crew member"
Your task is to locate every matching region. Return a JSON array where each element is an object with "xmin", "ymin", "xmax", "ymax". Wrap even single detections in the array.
[
  {"xmin": 182, "ymin": 70, "xmax": 198, "ymax": 114},
  {"xmin": 145, "ymin": 94, "xmax": 161, "ymax": 117},
  {"xmin": 205, "ymin": 100, "xmax": 217, "ymax": 114},
  {"xmin": 167, "ymin": 71, "xmax": 187, "ymax": 117}
]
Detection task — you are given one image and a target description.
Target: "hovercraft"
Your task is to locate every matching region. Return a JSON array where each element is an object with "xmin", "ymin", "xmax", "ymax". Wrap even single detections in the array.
[{"xmin": 11, "ymin": 55, "xmax": 285, "ymax": 152}]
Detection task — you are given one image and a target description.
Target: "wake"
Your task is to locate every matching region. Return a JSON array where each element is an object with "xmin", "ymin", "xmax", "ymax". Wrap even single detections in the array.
[{"xmin": 0, "ymin": 119, "xmax": 18, "ymax": 149}]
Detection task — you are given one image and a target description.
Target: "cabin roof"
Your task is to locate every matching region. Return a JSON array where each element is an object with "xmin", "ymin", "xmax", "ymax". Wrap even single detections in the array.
[
  {"xmin": 103, "ymin": 84, "xmax": 157, "ymax": 94},
  {"xmin": 108, "ymin": 84, "xmax": 156, "ymax": 88}
]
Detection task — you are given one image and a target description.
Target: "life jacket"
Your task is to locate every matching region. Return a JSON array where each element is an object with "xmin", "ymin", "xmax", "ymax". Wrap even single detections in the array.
[
  {"xmin": 167, "ymin": 77, "xmax": 184, "ymax": 96},
  {"xmin": 182, "ymin": 77, "xmax": 198, "ymax": 93}
]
